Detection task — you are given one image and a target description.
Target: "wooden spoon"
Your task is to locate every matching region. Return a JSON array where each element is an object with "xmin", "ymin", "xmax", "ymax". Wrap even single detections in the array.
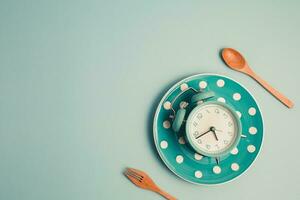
[{"xmin": 221, "ymin": 48, "xmax": 294, "ymax": 108}]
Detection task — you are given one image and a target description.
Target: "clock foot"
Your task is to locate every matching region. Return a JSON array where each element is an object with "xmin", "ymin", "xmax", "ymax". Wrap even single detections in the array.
[{"xmin": 215, "ymin": 157, "xmax": 220, "ymax": 165}]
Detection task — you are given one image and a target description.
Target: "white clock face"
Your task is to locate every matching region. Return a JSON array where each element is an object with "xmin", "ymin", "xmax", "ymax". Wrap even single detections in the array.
[{"xmin": 186, "ymin": 103, "xmax": 240, "ymax": 156}]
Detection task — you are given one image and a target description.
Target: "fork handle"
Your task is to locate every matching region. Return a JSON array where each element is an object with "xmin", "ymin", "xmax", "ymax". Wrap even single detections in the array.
[{"xmin": 156, "ymin": 189, "xmax": 177, "ymax": 200}]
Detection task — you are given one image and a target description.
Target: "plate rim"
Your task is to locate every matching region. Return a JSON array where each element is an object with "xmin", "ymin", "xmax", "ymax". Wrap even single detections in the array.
[{"xmin": 153, "ymin": 73, "xmax": 265, "ymax": 185}]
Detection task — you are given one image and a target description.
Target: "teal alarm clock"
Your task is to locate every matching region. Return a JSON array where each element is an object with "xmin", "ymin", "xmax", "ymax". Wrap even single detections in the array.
[
  {"xmin": 154, "ymin": 74, "xmax": 263, "ymax": 185},
  {"xmin": 169, "ymin": 87, "xmax": 242, "ymax": 162}
]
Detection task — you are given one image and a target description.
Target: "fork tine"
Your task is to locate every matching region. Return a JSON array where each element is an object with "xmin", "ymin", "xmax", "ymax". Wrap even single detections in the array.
[
  {"xmin": 125, "ymin": 168, "xmax": 140, "ymax": 176},
  {"xmin": 124, "ymin": 171, "xmax": 142, "ymax": 187},
  {"xmin": 124, "ymin": 171, "xmax": 137, "ymax": 181},
  {"xmin": 127, "ymin": 168, "xmax": 144, "ymax": 178},
  {"xmin": 125, "ymin": 170, "xmax": 142, "ymax": 181},
  {"xmin": 124, "ymin": 169, "xmax": 142, "ymax": 180}
]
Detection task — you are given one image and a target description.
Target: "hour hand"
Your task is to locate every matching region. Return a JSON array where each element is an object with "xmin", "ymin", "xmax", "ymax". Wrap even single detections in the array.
[
  {"xmin": 210, "ymin": 127, "xmax": 219, "ymax": 141},
  {"xmin": 213, "ymin": 131, "xmax": 218, "ymax": 141}
]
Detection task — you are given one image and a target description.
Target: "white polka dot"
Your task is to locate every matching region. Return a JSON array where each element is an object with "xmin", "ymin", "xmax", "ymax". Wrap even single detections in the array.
[
  {"xmin": 176, "ymin": 155, "xmax": 184, "ymax": 164},
  {"xmin": 163, "ymin": 101, "xmax": 171, "ymax": 110},
  {"xmin": 213, "ymin": 166, "xmax": 221, "ymax": 174},
  {"xmin": 233, "ymin": 93, "xmax": 241, "ymax": 101},
  {"xmin": 199, "ymin": 81, "xmax": 207, "ymax": 89},
  {"xmin": 236, "ymin": 111, "xmax": 242, "ymax": 118},
  {"xmin": 194, "ymin": 153, "xmax": 203, "ymax": 161},
  {"xmin": 160, "ymin": 141, "xmax": 168, "ymax": 149},
  {"xmin": 247, "ymin": 145, "xmax": 256, "ymax": 153},
  {"xmin": 194, "ymin": 170, "xmax": 203, "ymax": 178},
  {"xmin": 178, "ymin": 137, "xmax": 185, "ymax": 144},
  {"xmin": 217, "ymin": 79, "xmax": 225, "ymax": 87},
  {"xmin": 248, "ymin": 107, "xmax": 256, "ymax": 116},
  {"xmin": 249, "ymin": 127, "xmax": 257, "ymax": 135},
  {"xmin": 180, "ymin": 83, "xmax": 188, "ymax": 91},
  {"xmin": 231, "ymin": 163, "xmax": 240, "ymax": 171},
  {"xmin": 163, "ymin": 120, "xmax": 170, "ymax": 129},
  {"xmin": 231, "ymin": 147, "xmax": 239, "ymax": 155},
  {"xmin": 217, "ymin": 97, "xmax": 226, "ymax": 103}
]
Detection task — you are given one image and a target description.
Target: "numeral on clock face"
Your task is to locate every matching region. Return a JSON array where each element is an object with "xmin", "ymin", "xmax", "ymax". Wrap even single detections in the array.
[
  {"xmin": 197, "ymin": 113, "xmax": 202, "ymax": 119},
  {"xmin": 193, "ymin": 131, "xmax": 199, "ymax": 138}
]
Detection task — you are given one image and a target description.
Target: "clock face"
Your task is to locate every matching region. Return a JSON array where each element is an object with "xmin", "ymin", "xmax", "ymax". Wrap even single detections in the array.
[{"xmin": 186, "ymin": 102, "xmax": 241, "ymax": 157}]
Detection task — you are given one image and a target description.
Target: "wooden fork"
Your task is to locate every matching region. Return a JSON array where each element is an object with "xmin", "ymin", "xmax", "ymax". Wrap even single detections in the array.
[{"xmin": 124, "ymin": 167, "xmax": 177, "ymax": 200}]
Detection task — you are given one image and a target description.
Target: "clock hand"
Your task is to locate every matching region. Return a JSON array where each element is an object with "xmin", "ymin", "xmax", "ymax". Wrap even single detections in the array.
[
  {"xmin": 195, "ymin": 127, "xmax": 218, "ymax": 139},
  {"xmin": 195, "ymin": 128, "xmax": 211, "ymax": 139},
  {"xmin": 213, "ymin": 131, "xmax": 218, "ymax": 141},
  {"xmin": 210, "ymin": 127, "xmax": 219, "ymax": 141}
]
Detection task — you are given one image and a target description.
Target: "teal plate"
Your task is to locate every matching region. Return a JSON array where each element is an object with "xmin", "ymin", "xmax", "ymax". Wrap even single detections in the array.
[{"xmin": 153, "ymin": 74, "xmax": 264, "ymax": 185}]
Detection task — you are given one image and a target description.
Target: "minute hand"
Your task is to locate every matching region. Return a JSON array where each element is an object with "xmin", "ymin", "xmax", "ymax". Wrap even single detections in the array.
[{"xmin": 195, "ymin": 129, "xmax": 211, "ymax": 139}]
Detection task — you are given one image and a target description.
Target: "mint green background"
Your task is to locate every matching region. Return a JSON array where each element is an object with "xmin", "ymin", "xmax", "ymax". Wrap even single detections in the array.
[{"xmin": 0, "ymin": 1, "xmax": 299, "ymax": 200}]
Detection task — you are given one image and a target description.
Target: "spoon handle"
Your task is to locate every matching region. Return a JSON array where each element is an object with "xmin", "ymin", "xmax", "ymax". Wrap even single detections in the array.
[{"xmin": 248, "ymin": 70, "xmax": 294, "ymax": 108}]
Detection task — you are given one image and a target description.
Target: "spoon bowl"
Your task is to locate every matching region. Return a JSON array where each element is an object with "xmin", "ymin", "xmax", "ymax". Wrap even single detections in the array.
[{"xmin": 222, "ymin": 48, "xmax": 247, "ymax": 70}]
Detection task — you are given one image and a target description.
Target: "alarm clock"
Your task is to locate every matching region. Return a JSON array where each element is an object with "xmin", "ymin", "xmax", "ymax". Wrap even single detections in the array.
[{"xmin": 169, "ymin": 88, "xmax": 242, "ymax": 161}]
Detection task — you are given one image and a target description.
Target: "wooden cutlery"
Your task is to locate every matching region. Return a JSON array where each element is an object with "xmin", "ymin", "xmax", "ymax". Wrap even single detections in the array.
[{"xmin": 124, "ymin": 167, "xmax": 177, "ymax": 200}]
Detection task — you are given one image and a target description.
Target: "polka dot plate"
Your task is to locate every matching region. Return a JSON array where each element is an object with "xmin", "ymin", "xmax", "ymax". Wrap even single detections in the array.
[{"xmin": 153, "ymin": 73, "xmax": 264, "ymax": 185}]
